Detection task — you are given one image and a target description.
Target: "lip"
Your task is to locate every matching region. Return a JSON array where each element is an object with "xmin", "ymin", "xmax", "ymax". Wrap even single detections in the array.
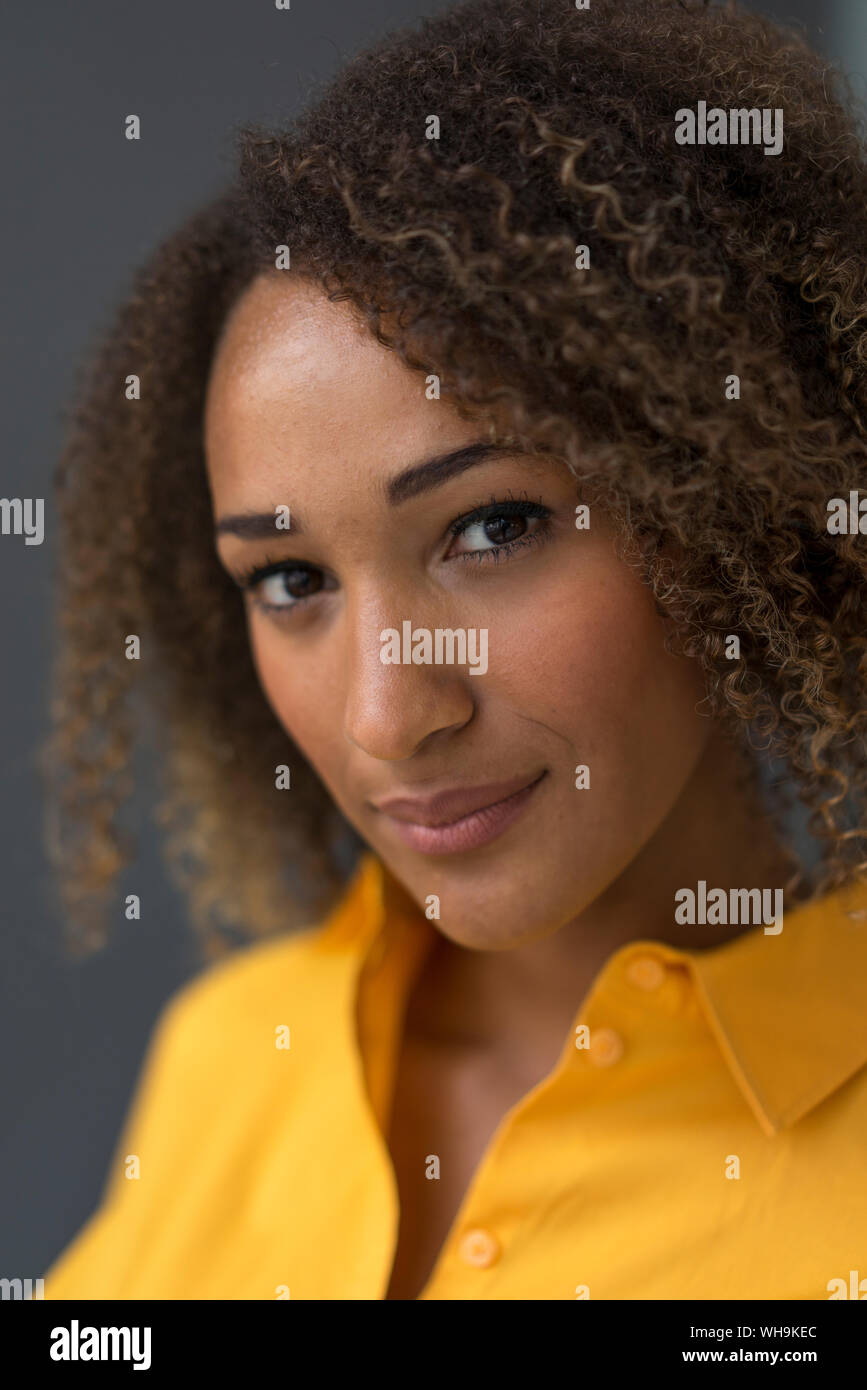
[{"xmin": 372, "ymin": 770, "xmax": 547, "ymax": 856}]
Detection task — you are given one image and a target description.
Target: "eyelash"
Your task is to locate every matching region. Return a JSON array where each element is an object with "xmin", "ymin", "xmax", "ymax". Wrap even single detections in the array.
[{"xmin": 235, "ymin": 492, "xmax": 553, "ymax": 612}]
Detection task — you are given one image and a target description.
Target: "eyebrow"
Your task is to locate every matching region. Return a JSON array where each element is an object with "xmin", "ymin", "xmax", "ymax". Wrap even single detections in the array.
[
  {"xmin": 385, "ymin": 439, "xmax": 518, "ymax": 505},
  {"xmin": 214, "ymin": 510, "xmax": 303, "ymax": 540},
  {"xmin": 214, "ymin": 439, "xmax": 519, "ymax": 540}
]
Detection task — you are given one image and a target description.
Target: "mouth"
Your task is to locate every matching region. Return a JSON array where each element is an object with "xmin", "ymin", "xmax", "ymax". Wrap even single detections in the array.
[{"xmin": 372, "ymin": 770, "xmax": 548, "ymax": 856}]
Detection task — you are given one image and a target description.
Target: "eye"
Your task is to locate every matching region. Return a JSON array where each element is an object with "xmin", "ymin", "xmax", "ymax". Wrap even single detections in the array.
[
  {"xmin": 445, "ymin": 497, "xmax": 551, "ymax": 562},
  {"xmin": 455, "ymin": 513, "xmax": 532, "ymax": 550},
  {"xmin": 238, "ymin": 559, "xmax": 326, "ymax": 612}
]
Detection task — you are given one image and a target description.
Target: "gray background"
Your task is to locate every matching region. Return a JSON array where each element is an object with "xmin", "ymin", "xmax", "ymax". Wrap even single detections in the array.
[{"xmin": 1, "ymin": 0, "xmax": 863, "ymax": 1279}]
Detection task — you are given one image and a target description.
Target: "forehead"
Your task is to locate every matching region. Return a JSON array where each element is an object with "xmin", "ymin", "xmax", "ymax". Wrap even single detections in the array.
[
  {"xmin": 204, "ymin": 273, "xmax": 485, "ymax": 503},
  {"xmin": 211, "ymin": 272, "xmax": 367, "ymax": 376},
  {"xmin": 206, "ymin": 273, "xmax": 418, "ymax": 423}
]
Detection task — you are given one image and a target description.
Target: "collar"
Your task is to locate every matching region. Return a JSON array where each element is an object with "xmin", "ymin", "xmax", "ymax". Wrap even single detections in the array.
[
  {"xmin": 677, "ymin": 880, "xmax": 867, "ymax": 1135},
  {"xmin": 316, "ymin": 852, "xmax": 867, "ymax": 1138}
]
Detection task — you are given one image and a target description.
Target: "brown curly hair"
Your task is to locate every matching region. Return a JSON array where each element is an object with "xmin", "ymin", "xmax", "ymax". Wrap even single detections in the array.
[{"xmin": 45, "ymin": 0, "xmax": 867, "ymax": 958}]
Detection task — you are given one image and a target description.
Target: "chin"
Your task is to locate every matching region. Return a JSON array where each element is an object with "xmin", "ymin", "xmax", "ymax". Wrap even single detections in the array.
[{"xmin": 399, "ymin": 858, "xmax": 590, "ymax": 951}]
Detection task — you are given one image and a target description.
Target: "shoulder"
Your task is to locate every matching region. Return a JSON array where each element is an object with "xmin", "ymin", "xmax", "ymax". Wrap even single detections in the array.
[
  {"xmin": 153, "ymin": 918, "xmax": 349, "ymax": 1063},
  {"xmin": 155, "ymin": 855, "xmax": 379, "ymax": 1052},
  {"xmin": 168, "ymin": 924, "xmax": 319, "ymax": 1019},
  {"xmin": 123, "ymin": 856, "xmax": 378, "ymax": 1113},
  {"xmin": 93, "ymin": 915, "xmax": 361, "ymax": 1173}
]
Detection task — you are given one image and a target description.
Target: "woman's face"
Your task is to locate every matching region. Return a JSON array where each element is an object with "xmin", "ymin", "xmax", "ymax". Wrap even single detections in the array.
[{"xmin": 205, "ymin": 272, "xmax": 711, "ymax": 948}]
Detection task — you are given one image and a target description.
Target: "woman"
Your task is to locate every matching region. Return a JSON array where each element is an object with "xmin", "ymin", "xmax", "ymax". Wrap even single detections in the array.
[{"xmin": 43, "ymin": 0, "xmax": 867, "ymax": 1299}]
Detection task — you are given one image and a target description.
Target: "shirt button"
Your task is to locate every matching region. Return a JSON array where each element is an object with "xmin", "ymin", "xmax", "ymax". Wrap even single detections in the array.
[
  {"xmin": 626, "ymin": 956, "xmax": 665, "ymax": 991},
  {"xmin": 589, "ymin": 1027, "xmax": 624, "ymax": 1066},
  {"xmin": 458, "ymin": 1228, "xmax": 500, "ymax": 1269}
]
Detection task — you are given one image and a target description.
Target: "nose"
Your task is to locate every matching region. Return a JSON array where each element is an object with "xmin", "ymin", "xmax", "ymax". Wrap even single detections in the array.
[{"xmin": 342, "ymin": 611, "xmax": 476, "ymax": 760}]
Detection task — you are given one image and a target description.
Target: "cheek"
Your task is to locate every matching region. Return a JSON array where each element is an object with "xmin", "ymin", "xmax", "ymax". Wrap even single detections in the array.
[
  {"xmin": 248, "ymin": 620, "xmax": 343, "ymax": 774},
  {"xmin": 487, "ymin": 555, "xmax": 709, "ymax": 804}
]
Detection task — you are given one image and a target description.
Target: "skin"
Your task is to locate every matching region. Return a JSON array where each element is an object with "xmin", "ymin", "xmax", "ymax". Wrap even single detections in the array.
[{"xmin": 204, "ymin": 271, "xmax": 794, "ymax": 1298}]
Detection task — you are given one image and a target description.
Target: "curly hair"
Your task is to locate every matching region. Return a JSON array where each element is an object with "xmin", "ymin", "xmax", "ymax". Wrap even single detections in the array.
[{"xmin": 45, "ymin": 0, "xmax": 867, "ymax": 957}]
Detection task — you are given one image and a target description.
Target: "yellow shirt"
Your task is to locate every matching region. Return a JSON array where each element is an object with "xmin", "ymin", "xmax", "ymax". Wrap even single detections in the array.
[{"xmin": 45, "ymin": 852, "xmax": 867, "ymax": 1300}]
